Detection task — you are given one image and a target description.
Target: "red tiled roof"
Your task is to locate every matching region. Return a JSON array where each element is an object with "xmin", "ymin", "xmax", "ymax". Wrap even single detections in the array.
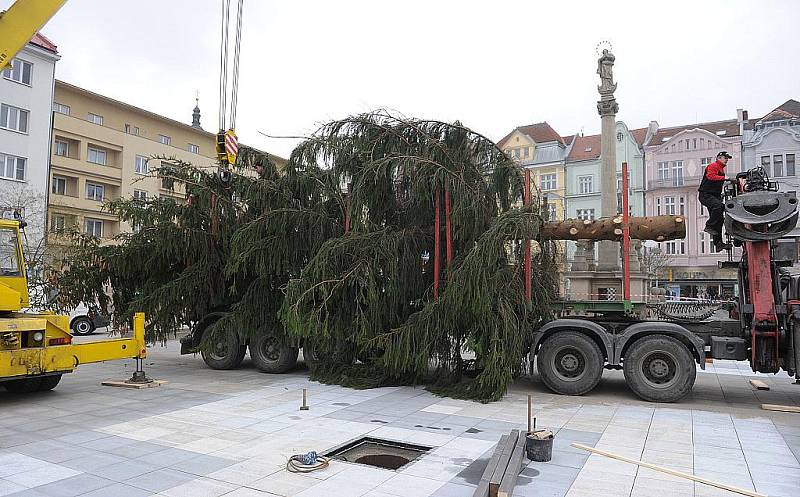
[
  {"xmin": 566, "ymin": 133, "xmax": 601, "ymax": 161},
  {"xmin": 497, "ymin": 122, "xmax": 564, "ymax": 149},
  {"xmin": 648, "ymin": 119, "xmax": 739, "ymax": 146},
  {"xmin": 759, "ymin": 99, "xmax": 800, "ymax": 122},
  {"xmin": 562, "ymin": 134, "xmax": 575, "ymax": 146},
  {"xmin": 30, "ymin": 33, "xmax": 58, "ymax": 53},
  {"xmin": 630, "ymin": 127, "xmax": 648, "ymax": 146}
]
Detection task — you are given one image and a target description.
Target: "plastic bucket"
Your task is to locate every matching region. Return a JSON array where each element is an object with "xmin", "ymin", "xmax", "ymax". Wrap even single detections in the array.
[{"xmin": 525, "ymin": 431, "xmax": 554, "ymax": 462}]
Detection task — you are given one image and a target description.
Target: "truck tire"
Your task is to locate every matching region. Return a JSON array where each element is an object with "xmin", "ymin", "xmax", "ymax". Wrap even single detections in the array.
[
  {"xmin": 249, "ymin": 334, "xmax": 298, "ymax": 373},
  {"xmin": 536, "ymin": 332, "xmax": 604, "ymax": 395},
  {"xmin": 71, "ymin": 317, "xmax": 95, "ymax": 336},
  {"xmin": 3, "ymin": 377, "xmax": 43, "ymax": 393},
  {"xmin": 37, "ymin": 375, "xmax": 62, "ymax": 391},
  {"xmin": 201, "ymin": 328, "xmax": 246, "ymax": 370},
  {"xmin": 623, "ymin": 335, "xmax": 696, "ymax": 402}
]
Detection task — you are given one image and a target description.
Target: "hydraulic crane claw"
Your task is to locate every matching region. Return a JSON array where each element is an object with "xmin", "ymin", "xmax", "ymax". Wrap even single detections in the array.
[{"xmin": 724, "ymin": 167, "xmax": 800, "ymax": 376}]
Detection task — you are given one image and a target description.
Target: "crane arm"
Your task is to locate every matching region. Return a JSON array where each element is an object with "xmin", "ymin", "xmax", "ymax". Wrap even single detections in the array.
[{"xmin": 0, "ymin": 0, "xmax": 67, "ymax": 72}]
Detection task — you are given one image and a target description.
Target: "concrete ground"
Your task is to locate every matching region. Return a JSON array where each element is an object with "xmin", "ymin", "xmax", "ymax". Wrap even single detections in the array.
[{"xmin": 1, "ymin": 337, "xmax": 799, "ymax": 497}]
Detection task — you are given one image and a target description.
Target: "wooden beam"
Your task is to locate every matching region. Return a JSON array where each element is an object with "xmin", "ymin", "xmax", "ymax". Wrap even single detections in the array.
[
  {"xmin": 489, "ymin": 430, "xmax": 519, "ymax": 497},
  {"xmin": 497, "ymin": 432, "xmax": 527, "ymax": 497},
  {"xmin": 472, "ymin": 434, "xmax": 508, "ymax": 497},
  {"xmin": 761, "ymin": 404, "xmax": 800, "ymax": 413},
  {"xmin": 571, "ymin": 443, "xmax": 766, "ymax": 497},
  {"xmin": 749, "ymin": 379, "xmax": 770, "ymax": 391}
]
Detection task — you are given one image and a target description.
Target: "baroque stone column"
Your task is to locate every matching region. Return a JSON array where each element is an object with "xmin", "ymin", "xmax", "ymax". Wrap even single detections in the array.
[{"xmin": 596, "ymin": 49, "xmax": 620, "ymax": 271}]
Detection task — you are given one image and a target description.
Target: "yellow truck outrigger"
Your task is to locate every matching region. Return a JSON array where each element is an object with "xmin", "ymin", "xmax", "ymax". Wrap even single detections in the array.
[{"xmin": 0, "ymin": 219, "xmax": 147, "ymax": 393}]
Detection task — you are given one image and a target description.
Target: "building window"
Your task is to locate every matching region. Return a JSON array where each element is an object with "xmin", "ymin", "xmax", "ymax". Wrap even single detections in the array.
[
  {"xmin": 685, "ymin": 139, "xmax": 690, "ymax": 150},
  {"xmin": 672, "ymin": 161, "xmax": 684, "ymax": 186},
  {"xmin": 88, "ymin": 113, "xmax": 103, "ymax": 125},
  {"xmin": 657, "ymin": 162, "xmax": 670, "ymax": 180},
  {"xmin": 547, "ymin": 203, "xmax": 557, "ymax": 221},
  {"xmin": 52, "ymin": 102, "xmax": 70, "ymax": 115},
  {"xmin": 51, "ymin": 214, "xmax": 66, "ymax": 232},
  {"xmin": 671, "ymin": 144, "xmax": 675, "ymax": 152},
  {"xmin": 124, "ymin": 124, "xmax": 131, "ymax": 134},
  {"xmin": 0, "ymin": 103, "xmax": 29, "ymax": 133},
  {"xmin": 679, "ymin": 196, "xmax": 685, "ymax": 216},
  {"xmin": 761, "ymin": 155, "xmax": 771, "ymax": 176},
  {"xmin": 665, "ymin": 196, "xmax": 676, "ymax": 215},
  {"xmin": 665, "ymin": 240, "xmax": 685, "ymax": 255},
  {"xmin": 578, "ymin": 175, "xmax": 593, "ymax": 194},
  {"xmin": 2, "ymin": 58, "xmax": 32, "ymax": 85},
  {"xmin": 51, "ymin": 176, "xmax": 67, "ymax": 195},
  {"xmin": 84, "ymin": 218, "xmax": 103, "ymax": 238},
  {"xmin": 86, "ymin": 182, "xmax": 105, "ymax": 201},
  {"xmin": 513, "ymin": 148, "xmax": 520, "ymax": 159},
  {"xmin": 159, "ymin": 134, "xmax": 171, "ymax": 145},
  {"xmin": 0, "ymin": 154, "xmax": 26, "ymax": 181},
  {"xmin": 540, "ymin": 173, "xmax": 557, "ymax": 191},
  {"xmin": 133, "ymin": 189, "xmax": 147, "ymax": 201},
  {"xmin": 617, "ymin": 131, "xmax": 623, "ymax": 142},
  {"xmin": 774, "ymin": 155, "xmax": 784, "ymax": 177},
  {"xmin": 188, "ymin": 143, "xmax": 200, "ymax": 154},
  {"xmin": 699, "ymin": 232, "xmax": 707, "ymax": 254},
  {"xmin": 656, "ymin": 198, "xmax": 661, "ymax": 215},
  {"xmin": 599, "ymin": 287, "xmax": 617, "ymax": 300},
  {"xmin": 135, "ymin": 155, "xmax": 148, "ymax": 175},
  {"xmin": 692, "ymin": 138, "xmax": 697, "ymax": 149},
  {"xmin": 87, "ymin": 147, "xmax": 107, "ymax": 165},
  {"xmin": 576, "ymin": 209, "xmax": 595, "ymax": 220},
  {"xmin": 54, "ymin": 139, "xmax": 69, "ymax": 157},
  {"xmin": 787, "ymin": 154, "xmax": 796, "ymax": 176}
]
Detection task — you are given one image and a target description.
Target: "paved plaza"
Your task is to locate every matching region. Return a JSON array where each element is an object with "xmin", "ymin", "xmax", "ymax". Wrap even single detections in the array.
[{"xmin": 1, "ymin": 340, "xmax": 799, "ymax": 497}]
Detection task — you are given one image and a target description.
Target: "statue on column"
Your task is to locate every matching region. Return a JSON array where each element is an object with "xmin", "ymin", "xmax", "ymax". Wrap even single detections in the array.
[{"xmin": 596, "ymin": 49, "xmax": 617, "ymax": 94}]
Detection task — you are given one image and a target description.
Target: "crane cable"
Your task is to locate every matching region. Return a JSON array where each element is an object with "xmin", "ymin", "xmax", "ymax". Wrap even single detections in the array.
[
  {"xmin": 217, "ymin": 0, "xmax": 231, "ymax": 132},
  {"xmin": 229, "ymin": 0, "xmax": 244, "ymax": 130}
]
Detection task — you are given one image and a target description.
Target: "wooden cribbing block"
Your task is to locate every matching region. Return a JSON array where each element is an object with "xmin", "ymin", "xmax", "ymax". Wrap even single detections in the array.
[
  {"xmin": 571, "ymin": 443, "xmax": 766, "ymax": 497},
  {"xmin": 497, "ymin": 431, "xmax": 527, "ymax": 497},
  {"xmin": 749, "ymin": 379, "xmax": 769, "ymax": 391},
  {"xmin": 489, "ymin": 430, "xmax": 519, "ymax": 497},
  {"xmin": 472, "ymin": 434, "xmax": 508, "ymax": 497},
  {"xmin": 761, "ymin": 403, "xmax": 800, "ymax": 413}
]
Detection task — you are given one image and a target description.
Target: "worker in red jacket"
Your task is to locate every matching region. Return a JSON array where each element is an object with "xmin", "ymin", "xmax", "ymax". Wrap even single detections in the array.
[{"xmin": 698, "ymin": 151, "xmax": 733, "ymax": 252}]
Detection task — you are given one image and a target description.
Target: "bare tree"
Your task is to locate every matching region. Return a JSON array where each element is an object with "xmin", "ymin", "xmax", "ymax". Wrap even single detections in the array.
[
  {"xmin": 640, "ymin": 245, "xmax": 673, "ymax": 285},
  {"xmin": 0, "ymin": 183, "xmax": 52, "ymax": 309}
]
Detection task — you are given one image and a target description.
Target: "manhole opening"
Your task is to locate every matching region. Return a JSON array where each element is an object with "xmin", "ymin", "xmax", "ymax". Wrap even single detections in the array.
[{"xmin": 324, "ymin": 437, "xmax": 432, "ymax": 470}]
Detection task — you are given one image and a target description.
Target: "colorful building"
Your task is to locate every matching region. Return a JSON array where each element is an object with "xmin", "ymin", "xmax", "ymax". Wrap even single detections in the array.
[
  {"xmin": 643, "ymin": 116, "xmax": 746, "ymax": 297},
  {"xmin": 497, "ymin": 122, "xmax": 571, "ymax": 221}
]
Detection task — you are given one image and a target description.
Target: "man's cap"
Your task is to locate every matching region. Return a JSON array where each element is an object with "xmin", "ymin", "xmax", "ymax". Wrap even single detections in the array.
[{"xmin": 717, "ymin": 151, "xmax": 732, "ymax": 159}]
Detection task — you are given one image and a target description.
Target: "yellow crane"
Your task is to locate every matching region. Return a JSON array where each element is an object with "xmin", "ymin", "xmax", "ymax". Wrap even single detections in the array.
[{"xmin": 0, "ymin": 0, "xmax": 148, "ymax": 393}]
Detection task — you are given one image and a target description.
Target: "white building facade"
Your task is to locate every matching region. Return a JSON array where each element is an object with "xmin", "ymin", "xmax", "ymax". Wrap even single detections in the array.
[{"xmin": 0, "ymin": 34, "xmax": 60, "ymax": 254}]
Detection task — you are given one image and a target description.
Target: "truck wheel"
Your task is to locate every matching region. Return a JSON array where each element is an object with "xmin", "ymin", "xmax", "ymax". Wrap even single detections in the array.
[
  {"xmin": 71, "ymin": 317, "xmax": 95, "ymax": 336},
  {"xmin": 536, "ymin": 332, "xmax": 604, "ymax": 395},
  {"xmin": 201, "ymin": 328, "xmax": 246, "ymax": 370},
  {"xmin": 3, "ymin": 378, "xmax": 43, "ymax": 393},
  {"xmin": 249, "ymin": 334, "xmax": 298, "ymax": 373},
  {"xmin": 37, "ymin": 375, "xmax": 62, "ymax": 391},
  {"xmin": 623, "ymin": 335, "xmax": 696, "ymax": 402}
]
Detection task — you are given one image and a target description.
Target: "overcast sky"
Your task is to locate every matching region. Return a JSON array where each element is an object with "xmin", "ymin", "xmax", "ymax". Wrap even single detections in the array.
[{"xmin": 9, "ymin": 0, "xmax": 799, "ymax": 158}]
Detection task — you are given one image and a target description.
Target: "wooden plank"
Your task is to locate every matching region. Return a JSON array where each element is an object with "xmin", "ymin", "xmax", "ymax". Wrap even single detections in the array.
[
  {"xmin": 497, "ymin": 432, "xmax": 527, "ymax": 497},
  {"xmin": 571, "ymin": 443, "xmax": 766, "ymax": 497},
  {"xmin": 749, "ymin": 379, "xmax": 770, "ymax": 391},
  {"xmin": 472, "ymin": 434, "xmax": 508, "ymax": 497},
  {"xmin": 761, "ymin": 403, "xmax": 800, "ymax": 413},
  {"xmin": 489, "ymin": 430, "xmax": 519, "ymax": 497}
]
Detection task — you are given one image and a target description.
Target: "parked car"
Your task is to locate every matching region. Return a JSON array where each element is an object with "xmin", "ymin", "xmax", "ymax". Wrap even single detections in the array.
[{"xmin": 68, "ymin": 303, "xmax": 111, "ymax": 336}]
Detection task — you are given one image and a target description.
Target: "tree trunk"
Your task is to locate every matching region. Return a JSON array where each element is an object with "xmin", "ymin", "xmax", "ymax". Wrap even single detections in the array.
[{"xmin": 542, "ymin": 215, "xmax": 685, "ymax": 242}]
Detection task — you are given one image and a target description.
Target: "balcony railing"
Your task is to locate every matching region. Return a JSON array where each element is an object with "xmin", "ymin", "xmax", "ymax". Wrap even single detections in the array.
[{"xmin": 647, "ymin": 174, "xmax": 701, "ymax": 190}]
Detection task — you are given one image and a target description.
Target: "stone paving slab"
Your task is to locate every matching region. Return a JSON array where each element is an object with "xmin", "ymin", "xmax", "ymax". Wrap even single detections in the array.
[{"xmin": 0, "ymin": 340, "xmax": 799, "ymax": 497}]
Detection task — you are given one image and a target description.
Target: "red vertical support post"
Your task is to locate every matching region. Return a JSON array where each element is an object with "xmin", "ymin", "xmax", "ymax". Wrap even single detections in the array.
[
  {"xmin": 622, "ymin": 162, "xmax": 631, "ymax": 301},
  {"xmin": 434, "ymin": 186, "xmax": 441, "ymax": 301},
  {"xmin": 444, "ymin": 186, "xmax": 453, "ymax": 273},
  {"xmin": 523, "ymin": 169, "xmax": 532, "ymax": 301}
]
